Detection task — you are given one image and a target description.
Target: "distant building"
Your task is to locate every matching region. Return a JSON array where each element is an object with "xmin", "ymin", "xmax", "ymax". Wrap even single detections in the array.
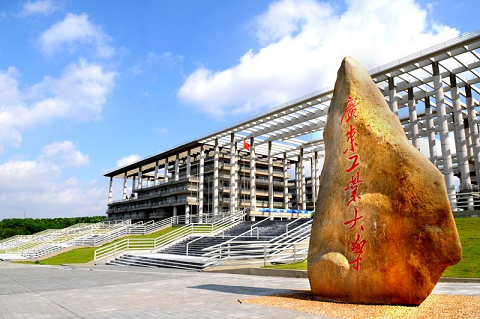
[{"xmin": 105, "ymin": 31, "xmax": 480, "ymax": 220}]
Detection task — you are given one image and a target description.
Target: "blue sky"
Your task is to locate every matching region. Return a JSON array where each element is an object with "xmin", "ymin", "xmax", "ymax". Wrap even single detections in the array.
[{"xmin": 0, "ymin": 0, "xmax": 478, "ymax": 219}]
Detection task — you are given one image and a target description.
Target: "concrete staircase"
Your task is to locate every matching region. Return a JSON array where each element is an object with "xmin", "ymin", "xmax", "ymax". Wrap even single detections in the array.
[{"xmin": 107, "ymin": 219, "xmax": 311, "ymax": 270}]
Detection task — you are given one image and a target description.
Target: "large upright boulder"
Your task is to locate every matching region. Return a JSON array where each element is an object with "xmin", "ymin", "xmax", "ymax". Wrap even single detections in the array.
[{"xmin": 307, "ymin": 57, "xmax": 462, "ymax": 305}]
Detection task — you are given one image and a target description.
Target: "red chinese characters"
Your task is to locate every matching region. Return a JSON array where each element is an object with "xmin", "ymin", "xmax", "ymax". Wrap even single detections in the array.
[
  {"xmin": 341, "ymin": 96, "xmax": 358, "ymax": 125},
  {"xmin": 341, "ymin": 96, "xmax": 366, "ymax": 271}
]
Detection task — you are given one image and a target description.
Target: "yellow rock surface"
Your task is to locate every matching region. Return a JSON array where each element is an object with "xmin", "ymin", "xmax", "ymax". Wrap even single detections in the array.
[{"xmin": 307, "ymin": 56, "xmax": 462, "ymax": 305}]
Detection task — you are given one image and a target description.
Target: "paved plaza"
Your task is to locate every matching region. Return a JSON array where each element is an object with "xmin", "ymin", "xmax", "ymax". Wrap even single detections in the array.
[{"xmin": 0, "ymin": 261, "xmax": 478, "ymax": 319}]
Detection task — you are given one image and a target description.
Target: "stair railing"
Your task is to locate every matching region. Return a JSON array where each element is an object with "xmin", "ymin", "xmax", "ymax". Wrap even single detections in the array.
[
  {"xmin": 185, "ymin": 210, "xmax": 246, "ymax": 256},
  {"xmin": 285, "ymin": 218, "xmax": 303, "ymax": 237},
  {"xmin": 249, "ymin": 218, "xmax": 271, "ymax": 236},
  {"xmin": 202, "ymin": 219, "xmax": 312, "ymax": 268},
  {"xmin": 94, "ymin": 210, "xmax": 246, "ymax": 263}
]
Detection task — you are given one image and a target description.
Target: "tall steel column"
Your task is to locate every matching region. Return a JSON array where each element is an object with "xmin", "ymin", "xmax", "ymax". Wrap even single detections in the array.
[
  {"xmin": 174, "ymin": 154, "xmax": 180, "ymax": 181},
  {"xmin": 283, "ymin": 152, "xmax": 289, "ymax": 212},
  {"xmin": 300, "ymin": 149, "xmax": 306, "ymax": 211},
  {"xmin": 425, "ymin": 98, "xmax": 438, "ymax": 166},
  {"xmin": 185, "ymin": 205, "xmax": 190, "ymax": 224},
  {"xmin": 154, "ymin": 161, "xmax": 159, "ymax": 186},
  {"xmin": 465, "ymin": 119, "xmax": 474, "ymax": 159},
  {"xmin": 433, "ymin": 62, "xmax": 456, "ymax": 210},
  {"xmin": 230, "ymin": 133, "xmax": 238, "ymax": 212},
  {"xmin": 311, "ymin": 155, "xmax": 317, "ymax": 208},
  {"xmin": 137, "ymin": 167, "xmax": 143, "ymax": 190},
  {"xmin": 451, "ymin": 74, "xmax": 471, "ymax": 189},
  {"xmin": 199, "ymin": 146, "xmax": 205, "ymax": 219},
  {"xmin": 466, "ymin": 85, "xmax": 480, "ymax": 186},
  {"xmin": 408, "ymin": 87, "xmax": 419, "ymax": 149},
  {"xmin": 268, "ymin": 141, "xmax": 274, "ymax": 212},
  {"xmin": 123, "ymin": 173, "xmax": 128, "ymax": 200},
  {"xmin": 164, "ymin": 159, "xmax": 169, "ymax": 183},
  {"xmin": 131, "ymin": 175, "xmax": 136, "ymax": 193},
  {"xmin": 295, "ymin": 163, "xmax": 300, "ymax": 209},
  {"xmin": 108, "ymin": 177, "xmax": 113, "ymax": 204},
  {"xmin": 388, "ymin": 77, "xmax": 398, "ymax": 115},
  {"xmin": 315, "ymin": 151, "xmax": 320, "ymax": 197},
  {"xmin": 250, "ymin": 137, "xmax": 256, "ymax": 213},
  {"xmin": 186, "ymin": 150, "xmax": 191, "ymax": 178},
  {"xmin": 213, "ymin": 139, "xmax": 219, "ymax": 216}
]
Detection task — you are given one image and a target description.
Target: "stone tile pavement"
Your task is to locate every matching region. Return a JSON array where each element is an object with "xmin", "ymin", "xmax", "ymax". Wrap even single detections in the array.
[{"xmin": 0, "ymin": 261, "xmax": 478, "ymax": 318}]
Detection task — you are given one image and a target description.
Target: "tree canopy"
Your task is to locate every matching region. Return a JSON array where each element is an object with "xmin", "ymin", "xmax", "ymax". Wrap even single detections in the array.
[{"xmin": 0, "ymin": 216, "xmax": 106, "ymax": 240}]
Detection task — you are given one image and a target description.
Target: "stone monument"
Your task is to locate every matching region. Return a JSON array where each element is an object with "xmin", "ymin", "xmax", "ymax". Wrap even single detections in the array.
[{"xmin": 307, "ymin": 56, "xmax": 462, "ymax": 305}]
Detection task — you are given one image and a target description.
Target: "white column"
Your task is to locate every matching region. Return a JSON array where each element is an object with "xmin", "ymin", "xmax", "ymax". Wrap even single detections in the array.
[
  {"xmin": 185, "ymin": 205, "xmax": 190, "ymax": 224},
  {"xmin": 315, "ymin": 152, "xmax": 319, "ymax": 197},
  {"xmin": 174, "ymin": 154, "xmax": 180, "ymax": 181},
  {"xmin": 123, "ymin": 173, "xmax": 128, "ymax": 200},
  {"xmin": 138, "ymin": 168, "xmax": 143, "ymax": 190},
  {"xmin": 213, "ymin": 139, "xmax": 219, "ymax": 216},
  {"xmin": 433, "ymin": 62, "xmax": 456, "ymax": 210},
  {"xmin": 466, "ymin": 85, "xmax": 480, "ymax": 186},
  {"xmin": 295, "ymin": 163, "xmax": 300, "ymax": 209},
  {"xmin": 164, "ymin": 159, "xmax": 169, "ymax": 183},
  {"xmin": 408, "ymin": 87, "xmax": 420, "ymax": 149},
  {"xmin": 268, "ymin": 141, "xmax": 274, "ymax": 212},
  {"xmin": 199, "ymin": 147, "xmax": 205, "ymax": 219},
  {"xmin": 154, "ymin": 161, "xmax": 159, "ymax": 186},
  {"xmin": 311, "ymin": 156, "xmax": 316, "ymax": 209},
  {"xmin": 388, "ymin": 77, "xmax": 398, "ymax": 115},
  {"xmin": 451, "ymin": 75, "xmax": 471, "ymax": 190},
  {"xmin": 230, "ymin": 133, "xmax": 238, "ymax": 212},
  {"xmin": 186, "ymin": 150, "xmax": 191, "ymax": 179},
  {"xmin": 425, "ymin": 98, "xmax": 438, "ymax": 166},
  {"xmin": 250, "ymin": 137, "xmax": 256, "ymax": 212},
  {"xmin": 108, "ymin": 177, "xmax": 113, "ymax": 204},
  {"xmin": 173, "ymin": 206, "xmax": 177, "ymax": 219},
  {"xmin": 313, "ymin": 152, "xmax": 318, "ymax": 204},
  {"xmin": 465, "ymin": 119, "xmax": 474, "ymax": 159},
  {"xmin": 300, "ymin": 149, "xmax": 306, "ymax": 211},
  {"xmin": 283, "ymin": 153, "xmax": 289, "ymax": 211}
]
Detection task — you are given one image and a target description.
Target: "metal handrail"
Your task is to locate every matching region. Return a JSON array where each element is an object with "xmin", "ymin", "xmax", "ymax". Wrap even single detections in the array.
[
  {"xmin": 5, "ymin": 220, "xmax": 133, "ymax": 259},
  {"xmin": 285, "ymin": 218, "xmax": 303, "ymax": 236},
  {"xmin": 201, "ymin": 219, "xmax": 312, "ymax": 267},
  {"xmin": 250, "ymin": 218, "xmax": 271, "ymax": 234},
  {"xmin": 94, "ymin": 210, "xmax": 245, "ymax": 262},
  {"xmin": 185, "ymin": 210, "xmax": 246, "ymax": 255}
]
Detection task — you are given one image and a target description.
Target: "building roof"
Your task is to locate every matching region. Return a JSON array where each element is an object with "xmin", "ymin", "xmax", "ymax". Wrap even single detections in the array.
[{"xmin": 105, "ymin": 30, "xmax": 480, "ymax": 179}]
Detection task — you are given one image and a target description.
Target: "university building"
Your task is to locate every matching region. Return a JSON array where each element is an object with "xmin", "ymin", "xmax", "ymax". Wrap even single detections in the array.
[{"xmin": 105, "ymin": 31, "xmax": 480, "ymax": 221}]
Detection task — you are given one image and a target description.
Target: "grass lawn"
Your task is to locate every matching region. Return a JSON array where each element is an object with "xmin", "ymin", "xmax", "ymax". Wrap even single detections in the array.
[
  {"xmin": 442, "ymin": 217, "xmax": 480, "ymax": 278},
  {"xmin": 16, "ymin": 226, "xmax": 179, "ymax": 266},
  {"xmin": 265, "ymin": 218, "xmax": 480, "ymax": 278}
]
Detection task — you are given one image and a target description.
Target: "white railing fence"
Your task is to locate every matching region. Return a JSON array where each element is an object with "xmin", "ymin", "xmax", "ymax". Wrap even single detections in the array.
[
  {"xmin": 202, "ymin": 219, "xmax": 312, "ymax": 268},
  {"xmin": 1, "ymin": 220, "xmax": 134, "ymax": 260},
  {"xmin": 450, "ymin": 191, "xmax": 480, "ymax": 211},
  {"xmin": 94, "ymin": 210, "xmax": 246, "ymax": 263}
]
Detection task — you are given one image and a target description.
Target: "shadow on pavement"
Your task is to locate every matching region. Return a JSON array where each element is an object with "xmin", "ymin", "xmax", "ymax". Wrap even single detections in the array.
[{"xmin": 187, "ymin": 284, "xmax": 288, "ymax": 296}]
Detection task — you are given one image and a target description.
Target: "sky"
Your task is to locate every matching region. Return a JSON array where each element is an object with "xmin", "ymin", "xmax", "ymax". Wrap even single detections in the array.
[{"xmin": 0, "ymin": 0, "xmax": 478, "ymax": 219}]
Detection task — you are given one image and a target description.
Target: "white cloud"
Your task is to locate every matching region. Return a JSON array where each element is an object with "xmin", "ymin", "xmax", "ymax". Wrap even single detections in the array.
[
  {"xmin": 152, "ymin": 127, "xmax": 168, "ymax": 135},
  {"xmin": 19, "ymin": 0, "xmax": 59, "ymax": 16},
  {"xmin": 117, "ymin": 154, "xmax": 141, "ymax": 168},
  {"xmin": 41, "ymin": 141, "xmax": 89, "ymax": 167},
  {"xmin": 40, "ymin": 13, "xmax": 115, "ymax": 58},
  {"xmin": 0, "ymin": 160, "xmax": 60, "ymax": 192},
  {"xmin": 129, "ymin": 51, "xmax": 184, "ymax": 75},
  {"xmin": 0, "ymin": 143, "xmax": 105, "ymax": 218},
  {"xmin": 178, "ymin": 0, "xmax": 459, "ymax": 118},
  {"xmin": 0, "ymin": 59, "xmax": 115, "ymax": 152}
]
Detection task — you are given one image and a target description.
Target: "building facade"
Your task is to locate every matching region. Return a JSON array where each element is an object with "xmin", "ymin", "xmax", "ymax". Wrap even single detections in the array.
[{"xmin": 105, "ymin": 31, "xmax": 480, "ymax": 220}]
